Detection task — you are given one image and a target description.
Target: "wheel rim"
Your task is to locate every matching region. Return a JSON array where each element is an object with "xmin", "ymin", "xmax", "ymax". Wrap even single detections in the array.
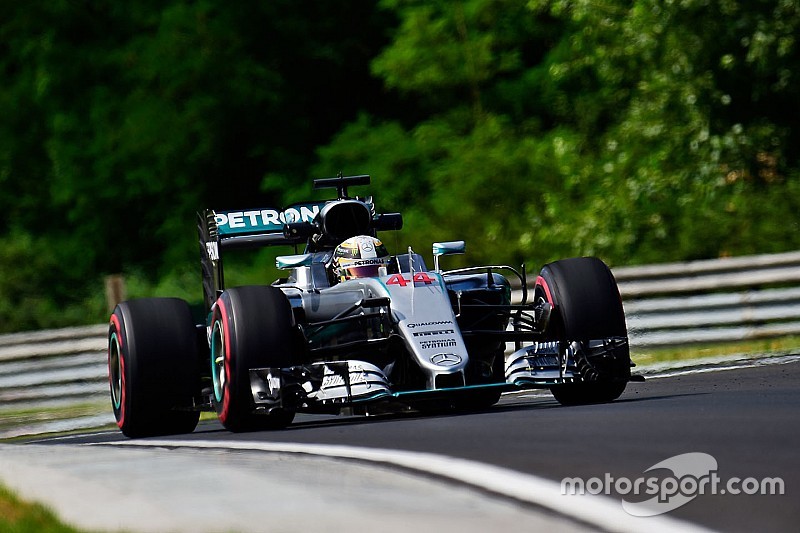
[
  {"xmin": 109, "ymin": 332, "xmax": 123, "ymax": 410},
  {"xmin": 211, "ymin": 319, "xmax": 226, "ymax": 403}
]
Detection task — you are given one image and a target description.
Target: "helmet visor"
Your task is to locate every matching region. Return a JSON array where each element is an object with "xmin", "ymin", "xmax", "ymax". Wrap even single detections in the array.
[{"xmin": 343, "ymin": 264, "xmax": 384, "ymax": 279}]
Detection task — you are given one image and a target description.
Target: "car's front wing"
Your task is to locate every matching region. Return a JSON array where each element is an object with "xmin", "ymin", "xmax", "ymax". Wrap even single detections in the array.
[{"xmin": 248, "ymin": 337, "xmax": 629, "ymax": 414}]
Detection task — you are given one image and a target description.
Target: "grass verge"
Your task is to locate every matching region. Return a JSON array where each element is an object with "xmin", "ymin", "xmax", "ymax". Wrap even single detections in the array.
[
  {"xmin": 0, "ymin": 400, "xmax": 115, "ymax": 442},
  {"xmin": 631, "ymin": 335, "xmax": 800, "ymax": 367},
  {"xmin": 0, "ymin": 483, "xmax": 79, "ymax": 533},
  {"xmin": 0, "ymin": 401, "xmax": 108, "ymax": 430}
]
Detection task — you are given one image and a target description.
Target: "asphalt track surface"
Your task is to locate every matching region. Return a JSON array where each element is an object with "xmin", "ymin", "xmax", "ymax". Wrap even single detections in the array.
[{"xmin": 25, "ymin": 355, "xmax": 800, "ymax": 532}]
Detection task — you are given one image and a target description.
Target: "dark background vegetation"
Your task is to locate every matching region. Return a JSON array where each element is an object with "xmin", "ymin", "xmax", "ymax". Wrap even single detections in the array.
[{"xmin": 1, "ymin": 0, "xmax": 799, "ymax": 331}]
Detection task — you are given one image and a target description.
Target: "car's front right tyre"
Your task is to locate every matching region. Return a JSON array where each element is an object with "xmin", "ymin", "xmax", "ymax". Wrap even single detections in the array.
[{"xmin": 108, "ymin": 298, "xmax": 201, "ymax": 438}]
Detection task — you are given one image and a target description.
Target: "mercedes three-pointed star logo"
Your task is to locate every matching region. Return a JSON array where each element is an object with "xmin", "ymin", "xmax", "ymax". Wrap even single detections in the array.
[{"xmin": 430, "ymin": 353, "xmax": 462, "ymax": 366}]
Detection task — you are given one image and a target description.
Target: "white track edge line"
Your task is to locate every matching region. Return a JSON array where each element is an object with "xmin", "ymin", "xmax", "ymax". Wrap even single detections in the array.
[
  {"xmin": 95, "ymin": 439, "xmax": 714, "ymax": 533},
  {"xmin": 641, "ymin": 354, "xmax": 800, "ymax": 379}
]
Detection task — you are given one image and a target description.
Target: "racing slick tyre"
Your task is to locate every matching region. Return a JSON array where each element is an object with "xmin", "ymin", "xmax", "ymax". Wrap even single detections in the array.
[
  {"xmin": 534, "ymin": 257, "xmax": 630, "ymax": 405},
  {"xmin": 456, "ymin": 388, "xmax": 503, "ymax": 411},
  {"xmin": 211, "ymin": 286, "xmax": 296, "ymax": 432},
  {"xmin": 456, "ymin": 353, "xmax": 505, "ymax": 411},
  {"xmin": 108, "ymin": 298, "xmax": 201, "ymax": 438}
]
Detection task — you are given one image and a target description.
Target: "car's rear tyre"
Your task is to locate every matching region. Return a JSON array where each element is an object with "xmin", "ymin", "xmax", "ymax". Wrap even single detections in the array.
[
  {"xmin": 211, "ymin": 286, "xmax": 296, "ymax": 432},
  {"xmin": 534, "ymin": 257, "xmax": 630, "ymax": 405},
  {"xmin": 108, "ymin": 298, "xmax": 201, "ymax": 438}
]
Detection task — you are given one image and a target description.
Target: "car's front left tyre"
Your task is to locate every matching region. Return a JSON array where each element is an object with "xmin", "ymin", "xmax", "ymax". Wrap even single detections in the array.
[
  {"xmin": 210, "ymin": 286, "xmax": 296, "ymax": 432},
  {"xmin": 535, "ymin": 257, "xmax": 631, "ymax": 405}
]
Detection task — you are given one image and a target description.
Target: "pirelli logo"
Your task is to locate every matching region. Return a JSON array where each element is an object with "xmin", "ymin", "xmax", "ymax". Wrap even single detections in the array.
[{"xmin": 412, "ymin": 329, "xmax": 455, "ymax": 337}]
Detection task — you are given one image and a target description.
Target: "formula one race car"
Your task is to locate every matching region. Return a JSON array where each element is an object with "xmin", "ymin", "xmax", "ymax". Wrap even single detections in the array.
[{"xmin": 107, "ymin": 175, "xmax": 635, "ymax": 437}]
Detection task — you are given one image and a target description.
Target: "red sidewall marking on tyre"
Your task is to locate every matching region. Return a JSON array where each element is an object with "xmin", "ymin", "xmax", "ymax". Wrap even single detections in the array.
[
  {"xmin": 217, "ymin": 300, "xmax": 233, "ymax": 424},
  {"xmin": 109, "ymin": 314, "xmax": 127, "ymax": 429},
  {"xmin": 535, "ymin": 275, "xmax": 553, "ymax": 304}
]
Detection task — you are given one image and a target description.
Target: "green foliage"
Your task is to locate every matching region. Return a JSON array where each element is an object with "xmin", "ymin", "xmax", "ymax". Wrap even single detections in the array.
[
  {"xmin": 1, "ymin": 0, "xmax": 800, "ymax": 331},
  {"xmin": 316, "ymin": 0, "xmax": 800, "ymax": 269},
  {"xmin": 0, "ymin": 0, "xmax": 389, "ymax": 331},
  {"xmin": 0, "ymin": 232, "xmax": 107, "ymax": 331}
]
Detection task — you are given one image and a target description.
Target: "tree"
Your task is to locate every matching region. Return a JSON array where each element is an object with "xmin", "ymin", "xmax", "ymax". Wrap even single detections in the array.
[
  {"xmin": 0, "ymin": 0, "xmax": 394, "ymax": 331},
  {"xmin": 315, "ymin": 0, "xmax": 800, "ymax": 268}
]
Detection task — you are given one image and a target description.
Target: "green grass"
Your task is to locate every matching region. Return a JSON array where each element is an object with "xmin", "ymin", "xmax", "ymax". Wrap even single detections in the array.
[
  {"xmin": 0, "ymin": 402, "xmax": 108, "ymax": 430},
  {"xmin": 0, "ymin": 401, "xmax": 116, "ymax": 443},
  {"xmin": 0, "ymin": 483, "xmax": 79, "ymax": 533},
  {"xmin": 200, "ymin": 410, "xmax": 218, "ymax": 422},
  {"xmin": 631, "ymin": 335, "xmax": 800, "ymax": 367}
]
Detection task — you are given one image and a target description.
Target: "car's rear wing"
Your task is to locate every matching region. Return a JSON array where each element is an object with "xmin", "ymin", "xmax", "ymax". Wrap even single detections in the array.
[
  {"xmin": 197, "ymin": 174, "xmax": 403, "ymax": 309},
  {"xmin": 211, "ymin": 202, "xmax": 327, "ymax": 249}
]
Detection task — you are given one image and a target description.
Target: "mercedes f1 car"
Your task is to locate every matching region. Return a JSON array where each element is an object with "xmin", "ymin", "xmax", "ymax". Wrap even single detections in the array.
[{"xmin": 108, "ymin": 175, "xmax": 635, "ymax": 437}]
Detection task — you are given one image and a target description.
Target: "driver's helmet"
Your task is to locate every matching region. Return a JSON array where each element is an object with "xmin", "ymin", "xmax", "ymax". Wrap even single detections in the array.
[{"xmin": 332, "ymin": 235, "xmax": 391, "ymax": 282}]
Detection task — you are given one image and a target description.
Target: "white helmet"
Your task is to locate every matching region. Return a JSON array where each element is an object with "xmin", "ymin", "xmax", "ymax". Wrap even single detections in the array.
[{"xmin": 332, "ymin": 235, "xmax": 391, "ymax": 282}]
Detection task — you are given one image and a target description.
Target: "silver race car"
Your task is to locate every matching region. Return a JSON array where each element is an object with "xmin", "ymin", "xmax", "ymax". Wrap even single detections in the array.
[{"xmin": 108, "ymin": 175, "xmax": 636, "ymax": 437}]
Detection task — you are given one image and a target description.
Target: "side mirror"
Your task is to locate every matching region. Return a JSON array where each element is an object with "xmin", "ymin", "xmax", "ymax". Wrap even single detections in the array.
[
  {"xmin": 276, "ymin": 254, "xmax": 313, "ymax": 270},
  {"xmin": 432, "ymin": 241, "xmax": 465, "ymax": 271}
]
